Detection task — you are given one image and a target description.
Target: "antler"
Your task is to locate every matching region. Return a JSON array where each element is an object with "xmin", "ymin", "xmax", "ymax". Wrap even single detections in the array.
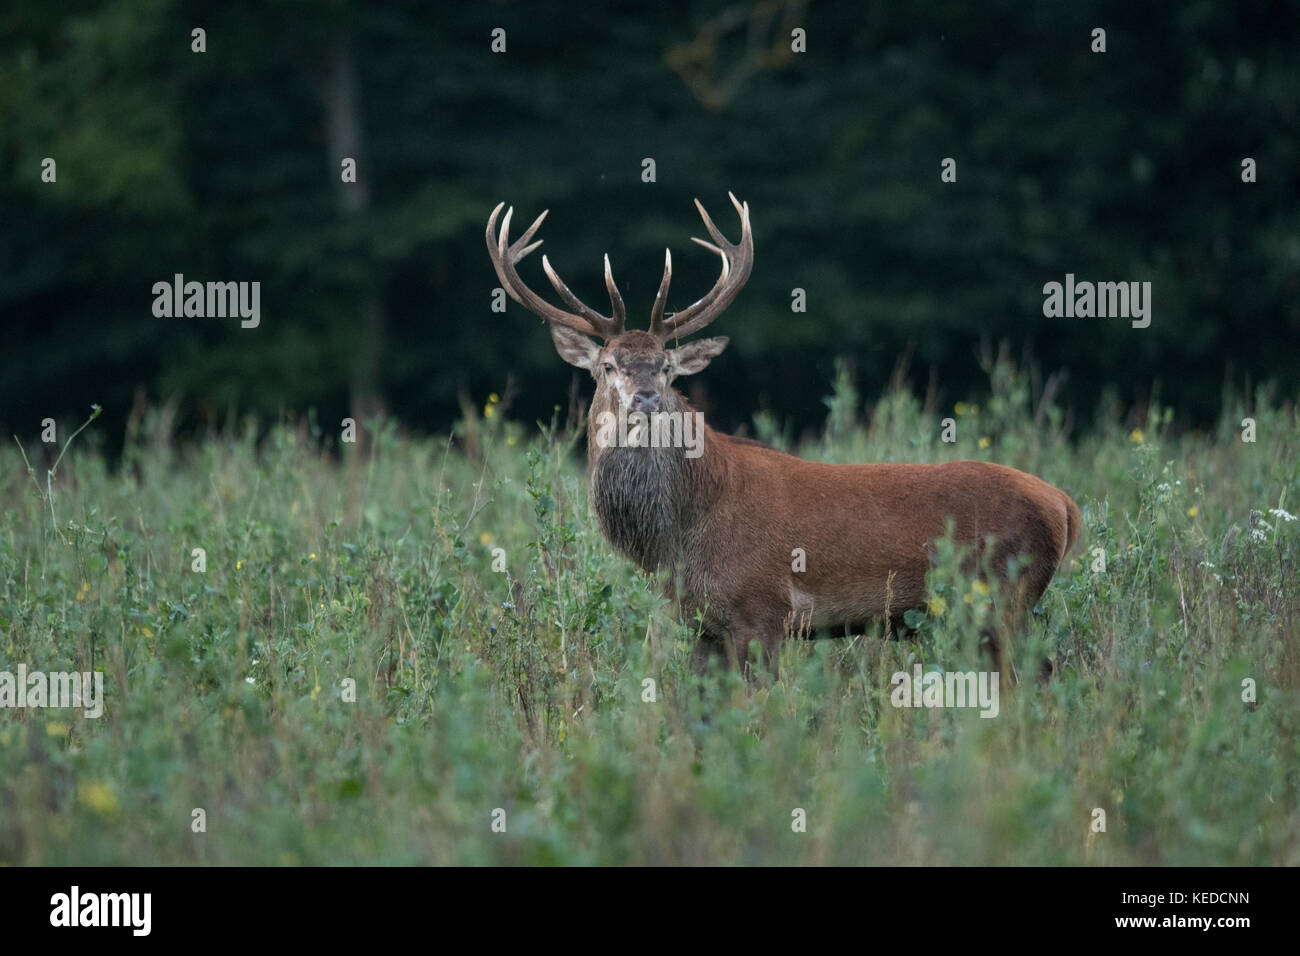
[
  {"xmin": 486, "ymin": 202, "xmax": 626, "ymax": 339},
  {"xmin": 649, "ymin": 191, "xmax": 753, "ymax": 342}
]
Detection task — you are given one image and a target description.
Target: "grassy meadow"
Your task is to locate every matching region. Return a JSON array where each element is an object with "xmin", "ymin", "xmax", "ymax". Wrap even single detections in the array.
[{"xmin": 1, "ymin": 360, "xmax": 1297, "ymax": 865}]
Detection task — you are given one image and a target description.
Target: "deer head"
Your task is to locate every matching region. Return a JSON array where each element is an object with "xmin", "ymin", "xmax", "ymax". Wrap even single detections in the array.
[{"xmin": 485, "ymin": 193, "xmax": 753, "ymax": 415}]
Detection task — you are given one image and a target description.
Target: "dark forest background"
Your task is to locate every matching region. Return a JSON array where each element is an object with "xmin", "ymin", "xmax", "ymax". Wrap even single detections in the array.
[{"xmin": 2, "ymin": 0, "xmax": 1297, "ymax": 449}]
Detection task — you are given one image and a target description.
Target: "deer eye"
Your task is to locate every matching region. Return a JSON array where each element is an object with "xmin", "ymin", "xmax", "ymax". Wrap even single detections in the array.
[{"xmin": 603, "ymin": 363, "xmax": 614, "ymax": 374}]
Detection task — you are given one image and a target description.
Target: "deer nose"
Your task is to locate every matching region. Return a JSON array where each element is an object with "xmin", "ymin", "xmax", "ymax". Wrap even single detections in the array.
[{"xmin": 631, "ymin": 390, "xmax": 661, "ymax": 413}]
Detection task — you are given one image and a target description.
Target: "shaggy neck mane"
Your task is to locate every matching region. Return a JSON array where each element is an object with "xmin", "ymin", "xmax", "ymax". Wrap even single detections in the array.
[{"xmin": 586, "ymin": 386, "xmax": 723, "ymax": 572}]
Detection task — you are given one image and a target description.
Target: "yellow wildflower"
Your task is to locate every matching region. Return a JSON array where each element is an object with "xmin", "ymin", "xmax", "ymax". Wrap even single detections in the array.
[{"xmin": 78, "ymin": 780, "xmax": 119, "ymax": 817}]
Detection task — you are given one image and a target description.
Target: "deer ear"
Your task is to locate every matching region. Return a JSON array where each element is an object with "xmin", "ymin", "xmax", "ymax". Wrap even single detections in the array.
[
  {"xmin": 548, "ymin": 323, "xmax": 601, "ymax": 369},
  {"xmin": 667, "ymin": 336, "xmax": 729, "ymax": 378}
]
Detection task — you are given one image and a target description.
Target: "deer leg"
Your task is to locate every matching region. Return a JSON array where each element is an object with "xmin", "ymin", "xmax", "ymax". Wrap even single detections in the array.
[
  {"xmin": 979, "ymin": 545, "xmax": 1061, "ymax": 686},
  {"xmin": 691, "ymin": 631, "xmax": 729, "ymax": 676},
  {"xmin": 722, "ymin": 615, "xmax": 785, "ymax": 681}
]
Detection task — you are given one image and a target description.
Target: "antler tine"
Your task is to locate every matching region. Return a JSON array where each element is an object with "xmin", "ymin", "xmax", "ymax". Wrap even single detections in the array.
[
  {"xmin": 486, "ymin": 202, "xmax": 622, "ymax": 339},
  {"xmin": 692, "ymin": 195, "xmax": 728, "ymax": 247},
  {"xmin": 648, "ymin": 249, "xmax": 672, "ymax": 340},
  {"xmin": 603, "ymin": 255, "xmax": 627, "ymax": 329},
  {"xmin": 657, "ymin": 192, "xmax": 753, "ymax": 342},
  {"xmin": 540, "ymin": 254, "xmax": 626, "ymax": 335}
]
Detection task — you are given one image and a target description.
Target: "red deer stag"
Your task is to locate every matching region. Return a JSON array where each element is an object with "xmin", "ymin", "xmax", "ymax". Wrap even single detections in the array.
[{"xmin": 486, "ymin": 193, "xmax": 1081, "ymax": 677}]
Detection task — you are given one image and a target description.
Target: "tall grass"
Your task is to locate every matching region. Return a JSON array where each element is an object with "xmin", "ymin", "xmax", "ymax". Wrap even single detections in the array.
[{"xmin": 1, "ymin": 360, "xmax": 1296, "ymax": 864}]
